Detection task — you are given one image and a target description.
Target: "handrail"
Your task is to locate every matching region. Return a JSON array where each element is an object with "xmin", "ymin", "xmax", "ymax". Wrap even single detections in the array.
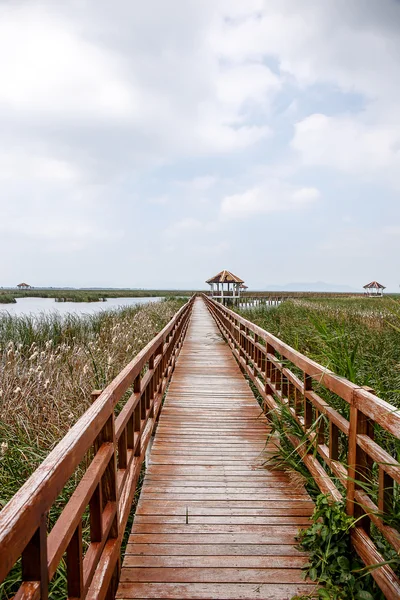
[
  {"xmin": 202, "ymin": 294, "xmax": 400, "ymax": 600},
  {"xmin": 0, "ymin": 297, "xmax": 194, "ymax": 599}
]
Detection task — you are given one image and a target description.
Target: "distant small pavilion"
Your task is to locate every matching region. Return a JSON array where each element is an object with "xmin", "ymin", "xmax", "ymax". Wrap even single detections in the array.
[
  {"xmin": 206, "ymin": 270, "xmax": 245, "ymax": 298},
  {"xmin": 17, "ymin": 282, "xmax": 31, "ymax": 289},
  {"xmin": 363, "ymin": 281, "xmax": 385, "ymax": 297}
]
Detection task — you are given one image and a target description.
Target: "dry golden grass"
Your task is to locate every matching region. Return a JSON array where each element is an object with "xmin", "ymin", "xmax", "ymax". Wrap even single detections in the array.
[{"xmin": 0, "ymin": 299, "xmax": 184, "ymax": 455}]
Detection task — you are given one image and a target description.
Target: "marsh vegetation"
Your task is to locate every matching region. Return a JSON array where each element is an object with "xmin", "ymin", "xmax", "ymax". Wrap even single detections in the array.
[
  {"xmin": 238, "ymin": 298, "xmax": 400, "ymax": 599},
  {"xmin": 239, "ymin": 297, "xmax": 400, "ymax": 405},
  {"xmin": 0, "ymin": 288, "xmax": 191, "ymax": 304},
  {"xmin": 0, "ymin": 298, "xmax": 186, "ymax": 598}
]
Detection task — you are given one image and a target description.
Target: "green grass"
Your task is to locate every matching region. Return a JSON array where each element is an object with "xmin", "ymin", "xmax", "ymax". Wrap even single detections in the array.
[
  {"xmin": 238, "ymin": 297, "xmax": 400, "ymax": 490},
  {"xmin": 237, "ymin": 298, "xmax": 400, "ymax": 598},
  {"xmin": 0, "ymin": 295, "xmax": 16, "ymax": 304},
  {"xmin": 238, "ymin": 297, "xmax": 400, "ymax": 405}
]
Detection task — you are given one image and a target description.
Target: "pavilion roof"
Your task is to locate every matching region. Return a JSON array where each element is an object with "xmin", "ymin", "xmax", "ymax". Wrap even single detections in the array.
[
  {"xmin": 363, "ymin": 281, "xmax": 386, "ymax": 289},
  {"xmin": 17, "ymin": 283, "xmax": 30, "ymax": 287},
  {"xmin": 206, "ymin": 270, "xmax": 244, "ymax": 284}
]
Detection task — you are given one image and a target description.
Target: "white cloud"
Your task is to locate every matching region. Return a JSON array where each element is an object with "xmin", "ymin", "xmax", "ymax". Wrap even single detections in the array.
[
  {"xmin": 216, "ymin": 63, "xmax": 281, "ymax": 116},
  {"xmin": 320, "ymin": 224, "xmax": 400, "ymax": 267},
  {"xmin": 0, "ymin": 6, "xmax": 134, "ymax": 120},
  {"xmin": 221, "ymin": 181, "xmax": 320, "ymax": 218},
  {"xmin": 165, "ymin": 218, "xmax": 203, "ymax": 237},
  {"xmin": 212, "ymin": 0, "xmax": 400, "ymax": 190},
  {"xmin": 1, "ymin": 0, "xmax": 400, "ymax": 288},
  {"xmin": 176, "ymin": 176, "xmax": 217, "ymax": 192},
  {"xmin": 383, "ymin": 226, "xmax": 400, "ymax": 237},
  {"xmin": 0, "ymin": 1, "xmax": 279, "ymax": 170},
  {"xmin": 211, "ymin": 1, "xmax": 400, "ymax": 104},
  {"xmin": 164, "ymin": 217, "xmax": 218, "ymax": 239},
  {"xmin": 0, "ymin": 152, "xmax": 79, "ymax": 182},
  {"xmin": 148, "ymin": 195, "xmax": 169, "ymax": 205},
  {"xmin": 291, "ymin": 113, "xmax": 400, "ymax": 178}
]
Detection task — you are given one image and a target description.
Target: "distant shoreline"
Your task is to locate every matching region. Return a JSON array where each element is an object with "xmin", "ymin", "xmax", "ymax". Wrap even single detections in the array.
[{"xmin": 1, "ymin": 288, "xmax": 397, "ymax": 305}]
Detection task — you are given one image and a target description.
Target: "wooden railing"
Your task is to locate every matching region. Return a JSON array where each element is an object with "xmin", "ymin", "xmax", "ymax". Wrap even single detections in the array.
[
  {"xmin": 0, "ymin": 297, "xmax": 194, "ymax": 600},
  {"xmin": 203, "ymin": 294, "xmax": 400, "ymax": 600}
]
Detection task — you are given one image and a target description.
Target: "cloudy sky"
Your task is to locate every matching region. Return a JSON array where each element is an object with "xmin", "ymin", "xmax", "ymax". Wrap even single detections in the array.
[{"xmin": 1, "ymin": 0, "xmax": 400, "ymax": 290}]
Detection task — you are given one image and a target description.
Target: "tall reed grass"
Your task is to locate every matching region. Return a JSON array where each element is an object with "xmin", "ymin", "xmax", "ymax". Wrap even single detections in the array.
[
  {"xmin": 0, "ymin": 299, "xmax": 185, "ymax": 506},
  {"xmin": 239, "ymin": 298, "xmax": 400, "ymax": 597},
  {"xmin": 239, "ymin": 297, "xmax": 400, "ymax": 407}
]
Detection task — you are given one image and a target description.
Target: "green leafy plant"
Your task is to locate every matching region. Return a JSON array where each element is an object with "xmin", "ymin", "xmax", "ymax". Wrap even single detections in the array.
[{"xmin": 294, "ymin": 495, "xmax": 383, "ymax": 600}]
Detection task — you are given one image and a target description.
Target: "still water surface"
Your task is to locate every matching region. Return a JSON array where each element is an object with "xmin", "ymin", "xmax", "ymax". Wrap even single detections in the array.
[{"xmin": 0, "ymin": 297, "xmax": 163, "ymax": 317}]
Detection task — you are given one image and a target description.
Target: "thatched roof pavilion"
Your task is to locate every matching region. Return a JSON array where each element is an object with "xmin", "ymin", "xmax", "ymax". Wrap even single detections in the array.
[
  {"xmin": 206, "ymin": 270, "xmax": 245, "ymax": 297},
  {"xmin": 363, "ymin": 281, "xmax": 385, "ymax": 297}
]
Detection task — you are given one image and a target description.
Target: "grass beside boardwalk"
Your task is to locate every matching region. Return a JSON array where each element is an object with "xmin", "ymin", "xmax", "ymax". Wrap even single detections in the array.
[
  {"xmin": 238, "ymin": 296, "xmax": 400, "ymax": 406},
  {"xmin": 238, "ymin": 297, "xmax": 400, "ymax": 598},
  {"xmin": 0, "ymin": 298, "xmax": 185, "ymax": 599},
  {"xmin": 0, "ymin": 298, "xmax": 185, "ymax": 495}
]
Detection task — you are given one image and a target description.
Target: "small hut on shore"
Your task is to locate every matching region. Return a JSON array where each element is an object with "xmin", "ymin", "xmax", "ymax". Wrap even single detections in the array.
[
  {"xmin": 206, "ymin": 270, "xmax": 245, "ymax": 298},
  {"xmin": 363, "ymin": 281, "xmax": 385, "ymax": 297},
  {"xmin": 17, "ymin": 283, "xmax": 31, "ymax": 289}
]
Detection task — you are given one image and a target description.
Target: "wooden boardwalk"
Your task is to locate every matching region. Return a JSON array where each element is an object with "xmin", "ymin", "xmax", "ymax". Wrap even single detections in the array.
[{"xmin": 117, "ymin": 298, "xmax": 315, "ymax": 600}]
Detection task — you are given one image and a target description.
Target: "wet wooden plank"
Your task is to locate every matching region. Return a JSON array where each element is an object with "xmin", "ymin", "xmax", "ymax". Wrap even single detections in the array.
[
  {"xmin": 134, "ymin": 516, "xmax": 311, "ymax": 525},
  {"xmin": 123, "ymin": 555, "xmax": 307, "ymax": 568},
  {"xmin": 120, "ymin": 567, "xmax": 308, "ymax": 583},
  {"xmin": 135, "ymin": 505, "xmax": 313, "ymax": 516},
  {"xmin": 124, "ymin": 544, "xmax": 307, "ymax": 557},
  {"xmin": 117, "ymin": 298, "xmax": 313, "ymax": 599},
  {"xmin": 130, "ymin": 524, "xmax": 305, "ymax": 534},
  {"xmin": 117, "ymin": 582, "xmax": 316, "ymax": 599},
  {"xmin": 127, "ymin": 533, "xmax": 301, "ymax": 545}
]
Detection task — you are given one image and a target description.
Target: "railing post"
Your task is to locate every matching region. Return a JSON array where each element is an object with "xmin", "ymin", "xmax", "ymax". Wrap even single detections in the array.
[
  {"xmin": 378, "ymin": 467, "xmax": 394, "ymax": 514},
  {"xmin": 21, "ymin": 514, "xmax": 48, "ymax": 600},
  {"xmin": 148, "ymin": 354, "xmax": 155, "ymax": 417},
  {"xmin": 347, "ymin": 387, "xmax": 374, "ymax": 533},
  {"xmin": 315, "ymin": 408, "xmax": 325, "ymax": 445},
  {"xmin": 91, "ymin": 389, "xmax": 103, "ymax": 403},
  {"xmin": 239, "ymin": 323, "xmax": 246, "ymax": 364},
  {"xmin": 155, "ymin": 340, "xmax": 163, "ymax": 397},
  {"xmin": 134, "ymin": 374, "xmax": 141, "ymax": 456},
  {"xmin": 100, "ymin": 416, "xmax": 119, "ymax": 533},
  {"xmin": 303, "ymin": 374, "xmax": 313, "ymax": 430},
  {"xmin": 281, "ymin": 371, "xmax": 289, "ymax": 402},
  {"xmin": 66, "ymin": 520, "xmax": 83, "ymax": 599},
  {"xmin": 91, "ymin": 392, "xmax": 119, "ymax": 543},
  {"xmin": 294, "ymin": 384, "xmax": 302, "ymax": 416},
  {"xmin": 254, "ymin": 334, "xmax": 259, "ymax": 373},
  {"xmin": 329, "ymin": 421, "xmax": 339, "ymax": 461},
  {"xmin": 264, "ymin": 343, "xmax": 275, "ymax": 400},
  {"xmin": 90, "ymin": 389, "xmax": 104, "ymax": 544}
]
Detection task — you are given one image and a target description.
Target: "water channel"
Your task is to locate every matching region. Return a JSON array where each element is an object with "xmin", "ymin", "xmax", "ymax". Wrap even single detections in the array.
[{"xmin": 0, "ymin": 296, "xmax": 163, "ymax": 317}]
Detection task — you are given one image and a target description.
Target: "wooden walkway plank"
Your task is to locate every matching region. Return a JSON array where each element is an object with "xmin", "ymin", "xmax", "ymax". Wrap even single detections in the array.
[{"xmin": 117, "ymin": 298, "xmax": 313, "ymax": 600}]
